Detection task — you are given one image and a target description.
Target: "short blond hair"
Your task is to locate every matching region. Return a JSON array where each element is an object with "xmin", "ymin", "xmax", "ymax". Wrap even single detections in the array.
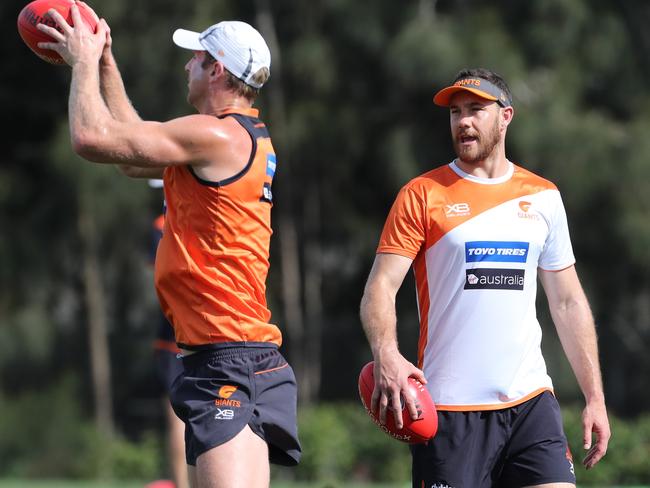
[{"xmin": 202, "ymin": 52, "xmax": 267, "ymax": 102}]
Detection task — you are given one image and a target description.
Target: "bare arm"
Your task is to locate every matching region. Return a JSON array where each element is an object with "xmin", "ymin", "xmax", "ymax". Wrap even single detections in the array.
[
  {"xmin": 75, "ymin": 3, "xmax": 140, "ymax": 123},
  {"xmin": 75, "ymin": 5, "xmax": 159, "ymax": 179},
  {"xmin": 539, "ymin": 265, "xmax": 610, "ymax": 469},
  {"xmin": 38, "ymin": 7, "xmax": 218, "ymax": 172},
  {"xmin": 101, "ymin": 48, "xmax": 166, "ymax": 179},
  {"xmin": 99, "ymin": 34, "xmax": 140, "ymax": 123},
  {"xmin": 100, "ymin": 45, "xmax": 165, "ymax": 179},
  {"xmin": 68, "ymin": 47, "xmax": 207, "ymax": 168},
  {"xmin": 360, "ymin": 253, "xmax": 426, "ymax": 428},
  {"xmin": 115, "ymin": 165, "xmax": 165, "ymax": 179}
]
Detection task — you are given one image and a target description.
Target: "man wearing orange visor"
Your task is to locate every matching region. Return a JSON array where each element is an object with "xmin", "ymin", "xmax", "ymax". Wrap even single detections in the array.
[{"xmin": 361, "ymin": 68, "xmax": 610, "ymax": 487}]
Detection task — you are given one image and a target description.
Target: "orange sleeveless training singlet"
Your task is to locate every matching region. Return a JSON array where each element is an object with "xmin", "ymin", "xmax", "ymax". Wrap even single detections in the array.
[{"xmin": 154, "ymin": 107, "xmax": 281, "ymax": 348}]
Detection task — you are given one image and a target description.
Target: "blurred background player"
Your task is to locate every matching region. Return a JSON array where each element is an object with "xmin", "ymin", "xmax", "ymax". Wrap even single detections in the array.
[{"xmin": 149, "ymin": 202, "xmax": 189, "ymax": 488}]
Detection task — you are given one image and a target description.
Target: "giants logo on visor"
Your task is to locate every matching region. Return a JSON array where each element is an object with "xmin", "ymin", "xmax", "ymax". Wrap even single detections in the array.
[
  {"xmin": 455, "ymin": 78, "xmax": 482, "ymax": 87},
  {"xmin": 434, "ymin": 76, "xmax": 512, "ymax": 108},
  {"xmin": 454, "ymin": 78, "xmax": 511, "ymax": 107}
]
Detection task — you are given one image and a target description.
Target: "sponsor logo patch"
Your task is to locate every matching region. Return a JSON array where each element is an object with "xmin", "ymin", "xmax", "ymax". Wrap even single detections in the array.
[
  {"xmin": 266, "ymin": 154, "xmax": 277, "ymax": 177},
  {"xmin": 214, "ymin": 408, "xmax": 235, "ymax": 420},
  {"xmin": 465, "ymin": 241, "xmax": 529, "ymax": 263},
  {"xmin": 445, "ymin": 202, "xmax": 471, "ymax": 217},
  {"xmin": 464, "ymin": 268, "xmax": 525, "ymax": 290},
  {"xmin": 261, "ymin": 182, "xmax": 273, "ymax": 203}
]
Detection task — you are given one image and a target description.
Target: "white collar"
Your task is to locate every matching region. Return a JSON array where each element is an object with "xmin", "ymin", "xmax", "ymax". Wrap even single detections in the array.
[{"xmin": 449, "ymin": 159, "xmax": 514, "ymax": 185}]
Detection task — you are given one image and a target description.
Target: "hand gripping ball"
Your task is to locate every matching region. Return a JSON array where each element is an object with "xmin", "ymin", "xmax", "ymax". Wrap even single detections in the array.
[
  {"xmin": 17, "ymin": 0, "xmax": 98, "ymax": 65},
  {"xmin": 358, "ymin": 361, "xmax": 438, "ymax": 444}
]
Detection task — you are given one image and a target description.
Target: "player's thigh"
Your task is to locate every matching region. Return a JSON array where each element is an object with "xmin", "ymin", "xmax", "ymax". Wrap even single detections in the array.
[{"xmin": 195, "ymin": 425, "xmax": 269, "ymax": 488}]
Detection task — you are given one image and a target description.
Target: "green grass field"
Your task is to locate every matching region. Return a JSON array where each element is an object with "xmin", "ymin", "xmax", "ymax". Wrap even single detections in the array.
[
  {"xmin": 0, "ymin": 482, "xmax": 409, "ymax": 488},
  {"xmin": 1, "ymin": 481, "xmax": 648, "ymax": 488}
]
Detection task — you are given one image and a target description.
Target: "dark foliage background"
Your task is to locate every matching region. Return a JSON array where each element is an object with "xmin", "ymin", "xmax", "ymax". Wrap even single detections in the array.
[{"xmin": 1, "ymin": 0, "xmax": 650, "ymax": 482}]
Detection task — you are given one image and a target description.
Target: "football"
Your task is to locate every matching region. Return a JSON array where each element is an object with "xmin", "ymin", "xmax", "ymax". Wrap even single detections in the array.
[
  {"xmin": 17, "ymin": 0, "xmax": 98, "ymax": 65},
  {"xmin": 358, "ymin": 361, "xmax": 438, "ymax": 444}
]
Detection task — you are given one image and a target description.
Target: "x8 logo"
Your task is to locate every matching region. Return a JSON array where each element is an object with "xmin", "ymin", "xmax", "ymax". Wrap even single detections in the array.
[{"xmin": 445, "ymin": 203, "xmax": 470, "ymax": 216}]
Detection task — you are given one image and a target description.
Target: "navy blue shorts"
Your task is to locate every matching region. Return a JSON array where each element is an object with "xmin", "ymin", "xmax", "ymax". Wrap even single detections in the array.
[
  {"xmin": 411, "ymin": 391, "xmax": 575, "ymax": 488},
  {"xmin": 152, "ymin": 315, "xmax": 182, "ymax": 394},
  {"xmin": 153, "ymin": 346, "xmax": 183, "ymax": 394},
  {"xmin": 170, "ymin": 343, "xmax": 301, "ymax": 467}
]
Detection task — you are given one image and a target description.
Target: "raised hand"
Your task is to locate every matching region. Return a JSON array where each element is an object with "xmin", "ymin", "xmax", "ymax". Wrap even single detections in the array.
[{"xmin": 36, "ymin": 1, "xmax": 106, "ymax": 67}]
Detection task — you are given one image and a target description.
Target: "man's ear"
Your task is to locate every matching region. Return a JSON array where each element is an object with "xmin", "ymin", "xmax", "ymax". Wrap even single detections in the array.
[
  {"xmin": 210, "ymin": 60, "xmax": 225, "ymax": 79},
  {"xmin": 501, "ymin": 105, "xmax": 514, "ymax": 130}
]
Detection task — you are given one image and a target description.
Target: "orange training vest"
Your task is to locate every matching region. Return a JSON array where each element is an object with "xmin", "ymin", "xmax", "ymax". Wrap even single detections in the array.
[{"xmin": 154, "ymin": 107, "xmax": 281, "ymax": 348}]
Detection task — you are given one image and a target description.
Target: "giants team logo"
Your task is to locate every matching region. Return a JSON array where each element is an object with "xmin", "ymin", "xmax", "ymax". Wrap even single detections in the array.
[
  {"xmin": 518, "ymin": 200, "xmax": 540, "ymax": 220},
  {"xmin": 218, "ymin": 385, "xmax": 238, "ymax": 398},
  {"xmin": 465, "ymin": 241, "xmax": 529, "ymax": 263},
  {"xmin": 215, "ymin": 385, "xmax": 242, "ymax": 408},
  {"xmin": 464, "ymin": 268, "xmax": 525, "ymax": 290}
]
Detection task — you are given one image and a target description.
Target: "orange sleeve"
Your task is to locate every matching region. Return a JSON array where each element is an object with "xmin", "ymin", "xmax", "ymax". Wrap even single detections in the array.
[{"xmin": 377, "ymin": 185, "xmax": 426, "ymax": 259}]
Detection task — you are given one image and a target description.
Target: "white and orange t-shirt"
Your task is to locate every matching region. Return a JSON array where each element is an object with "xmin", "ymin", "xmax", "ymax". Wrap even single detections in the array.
[
  {"xmin": 155, "ymin": 108, "xmax": 281, "ymax": 348},
  {"xmin": 377, "ymin": 160, "xmax": 575, "ymax": 411}
]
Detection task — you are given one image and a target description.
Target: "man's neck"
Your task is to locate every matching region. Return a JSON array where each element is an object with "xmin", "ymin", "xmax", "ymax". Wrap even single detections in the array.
[
  {"xmin": 198, "ymin": 93, "xmax": 253, "ymax": 117},
  {"xmin": 455, "ymin": 150, "xmax": 509, "ymax": 179}
]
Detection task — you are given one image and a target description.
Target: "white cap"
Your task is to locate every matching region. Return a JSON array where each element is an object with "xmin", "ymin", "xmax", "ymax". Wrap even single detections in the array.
[{"xmin": 172, "ymin": 21, "xmax": 271, "ymax": 89}]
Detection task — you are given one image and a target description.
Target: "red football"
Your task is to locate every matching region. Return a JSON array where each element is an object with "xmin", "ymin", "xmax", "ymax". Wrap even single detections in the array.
[
  {"xmin": 358, "ymin": 361, "xmax": 438, "ymax": 444},
  {"xmin": 17, "ymin": 0, "xmax": 98, "ymax": 65}
]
